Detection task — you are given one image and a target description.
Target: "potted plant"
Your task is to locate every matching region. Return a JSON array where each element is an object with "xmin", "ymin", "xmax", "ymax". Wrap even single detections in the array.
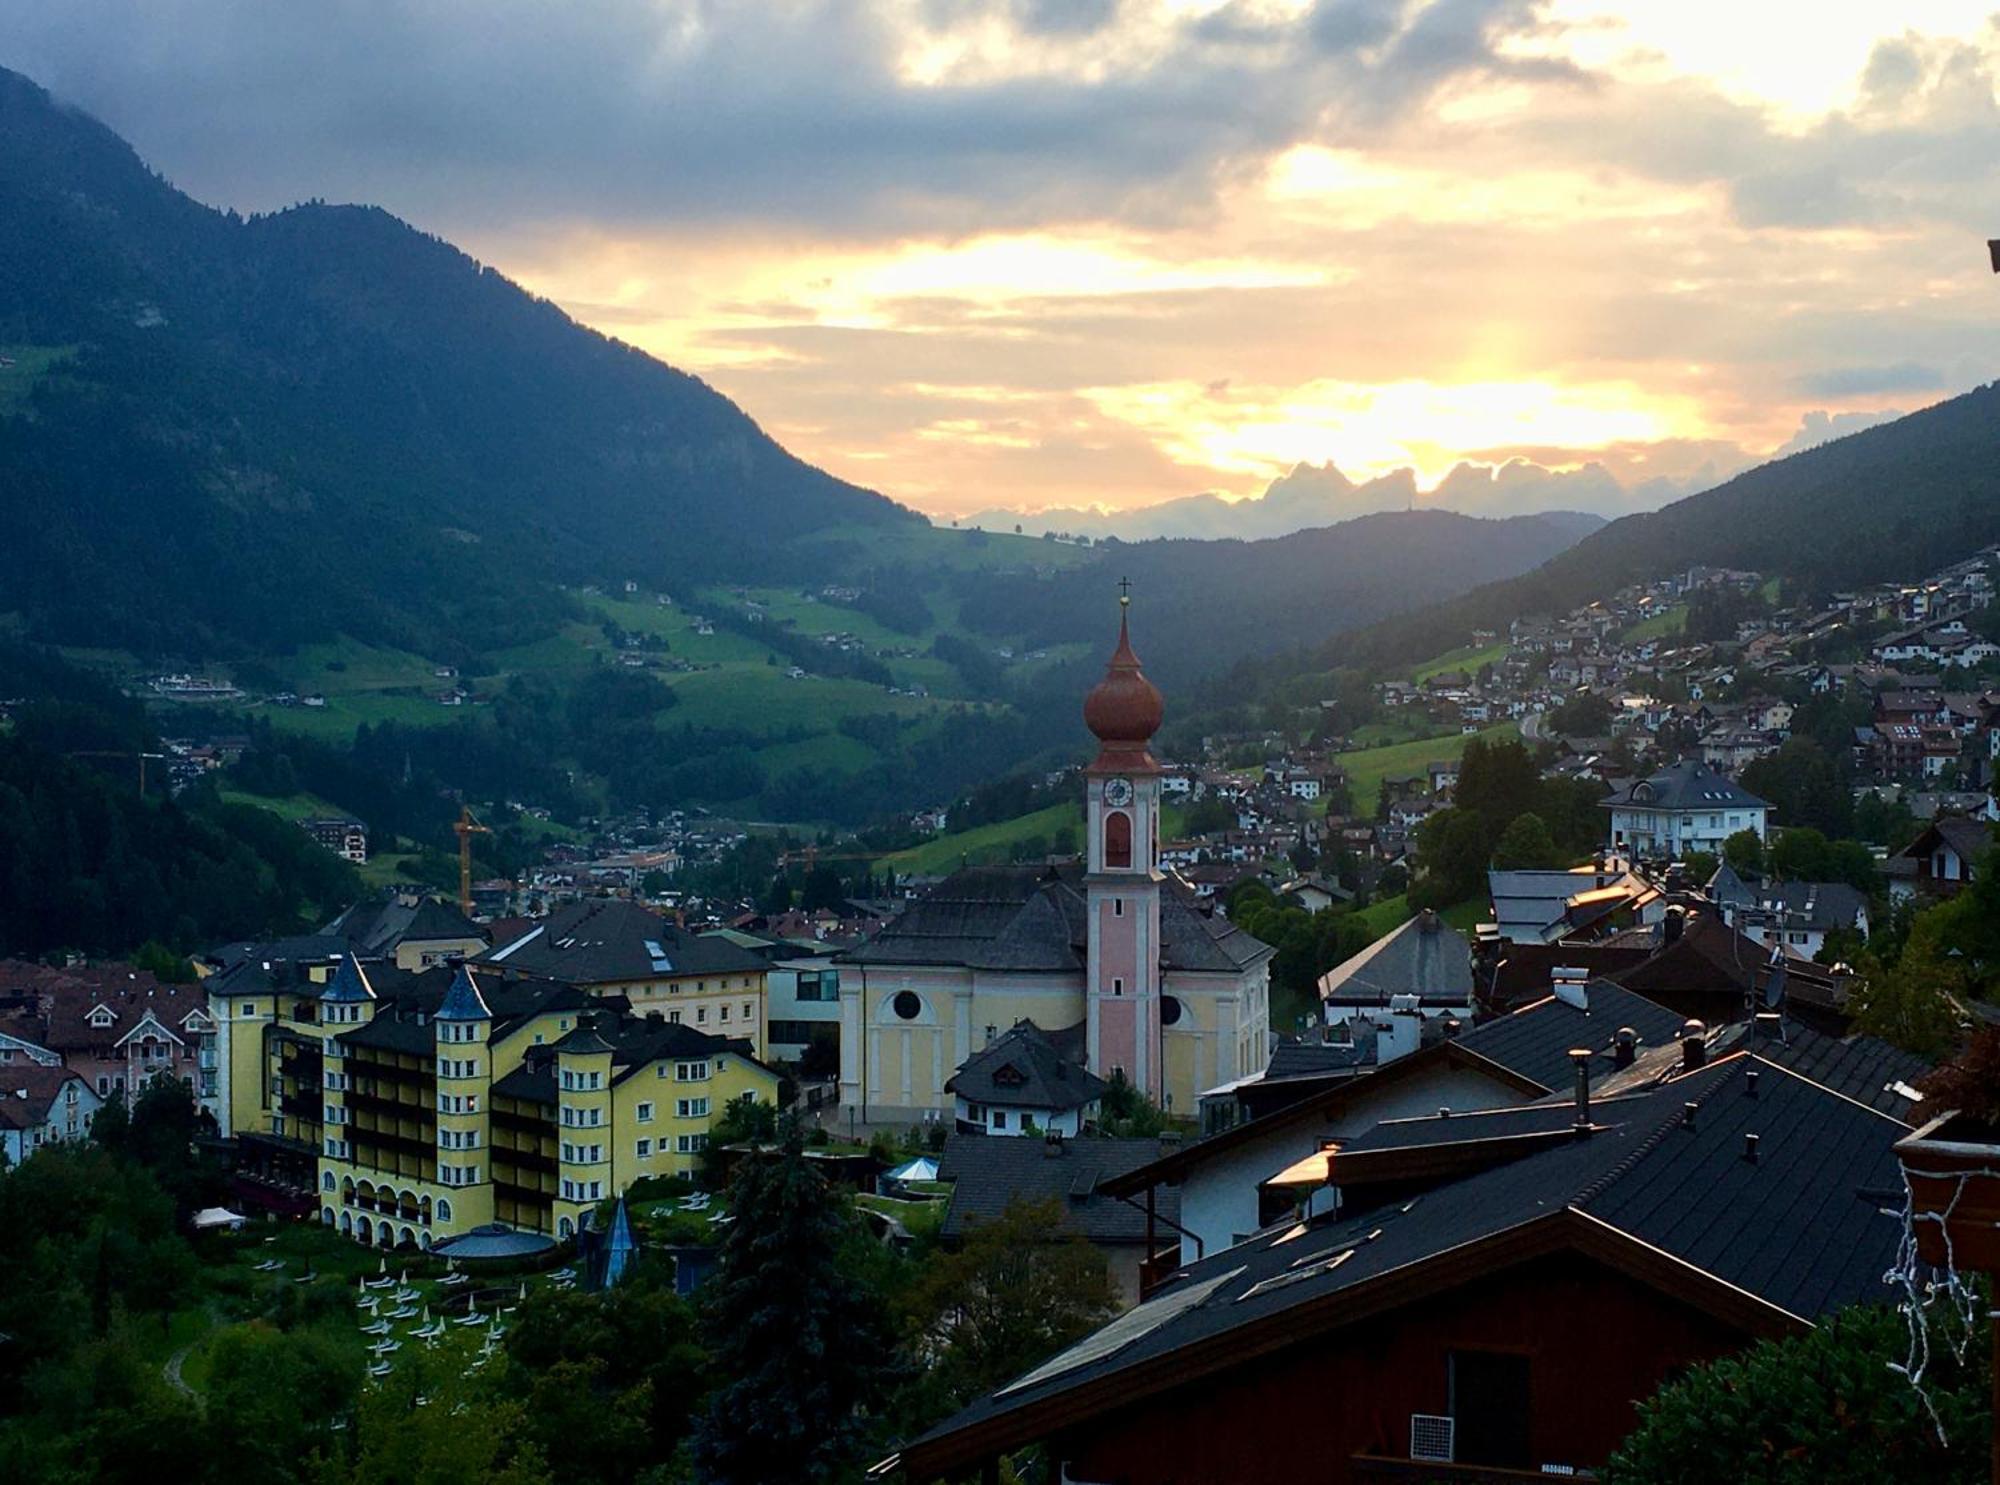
[{"xmin": 1895, "ymin": 1027, "xmax": 2000, "ymax": 1271}]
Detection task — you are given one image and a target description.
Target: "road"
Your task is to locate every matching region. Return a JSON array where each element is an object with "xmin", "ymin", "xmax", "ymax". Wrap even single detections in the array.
[{"xmin": 1519, "ymin": 710, "xmax": 1545, "ymax": 743}]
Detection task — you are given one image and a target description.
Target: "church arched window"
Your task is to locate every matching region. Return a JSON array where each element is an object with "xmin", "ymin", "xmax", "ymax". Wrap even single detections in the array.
[{"xmin": 1104, "ymin": 810, "xmax": 1133, "ymax": 869}]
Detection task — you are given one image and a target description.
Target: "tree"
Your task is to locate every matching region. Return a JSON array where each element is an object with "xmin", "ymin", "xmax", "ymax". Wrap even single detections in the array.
[
  {"xmin": 1742, "ymin": 738, "xmax": 1853, "ymax": 838},
  {"xmin": 1848, "ymin": 938, "xmax": 1965, "ymax": 1059},
  {"xmin": 905, "ymin": 1198, "xmax": 1118, "ymax": 1409},
  {"xmin": 1606, "ymin": 1302, "xmax": 1990, "ymax": 1484},
  {"xmin": 690, "ymin": 1118, "xmax": 891, "ymax": 1484},
  {"xmin": 339, "ymin": 1332, "xmax": 550, "ymax": 1485},
  {"xmin": 1722, "ymin": 829, "xmax": 1765, "ymax": 875},
  {"xmin": 1490, "ymin": 812, "xmax": 1561, "ymax": 871},
  {"xmin": 1096, "ymin": 1070, "xmax": 1172, "ymax": 1137},
  {"xmin": 1546, "ymin": 690, "xmax": 1614, "ymax": 738}
]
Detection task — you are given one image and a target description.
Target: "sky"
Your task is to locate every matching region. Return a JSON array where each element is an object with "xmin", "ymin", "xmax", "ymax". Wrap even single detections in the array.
[{"xmin": 6, "ymin": 1, "xmax": 2000, "ymax": 523}]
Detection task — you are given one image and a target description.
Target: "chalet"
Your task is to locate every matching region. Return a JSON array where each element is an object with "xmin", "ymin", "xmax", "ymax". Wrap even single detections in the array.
[
  {"xmin": 936, "ymin": 1133, "xmax": 1180, "ymax": 1304},
  {"xmin": 945, "ymin": 1021, "xmax": 1106, "ymax": 1137},
  {"xmin": 0, "ymin": 963, "xmax": 218, "ymax": 1113},
  {"xmin": 1103, "ymin": 977, "xmax": 1688, "ymax": 1265},
  {"xmin": 1316, "ymin": 910, "xmax": 1472, "ymax": 1032},
  {"xmin": 0, "ymin": 1064, "xmax": 102, "ymax": 1166},
  {"xmin": 895, "ymin": 1053, "xmax": 1912, "ymax": 1485},
  {"xmin": 1888, "ymin": 816, "xmax": 1992, "ymax": 902}
]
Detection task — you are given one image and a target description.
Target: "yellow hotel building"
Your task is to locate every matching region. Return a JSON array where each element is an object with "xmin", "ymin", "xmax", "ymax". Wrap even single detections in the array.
[{"xmin": 212, "ymin": 951, "xmax": 774, "ymax": 1249}]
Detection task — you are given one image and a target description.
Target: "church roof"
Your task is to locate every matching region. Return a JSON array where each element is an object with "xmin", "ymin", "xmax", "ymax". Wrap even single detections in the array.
[{"xmin": 839, "ymin": 864, "xmax": 1271, "ymax": 976}]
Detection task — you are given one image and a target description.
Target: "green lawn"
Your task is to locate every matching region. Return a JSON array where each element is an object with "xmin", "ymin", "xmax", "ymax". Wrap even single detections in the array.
[
  {"xmin": 1339, "ymin": 722, "xmax": 1519, "ymax": 815},
  {"xmin": 219, "ymin": 788, "xmax": 353, "ymax": 823},
  {"xmin": 885, "ymin": 802, "xmax": 1083, "ymax": 874},
  {"xmin": 1621, "ymin": 604, "xmax": 1687, "ymax": 644},
  {"xmin": 789, "ymin": 520, "xmax": 1098, "ymax": 574},
  {"xmin": 0, "ymin": 343, "xmax": 79, "ymax": 414},
  {"xmin": 1353, "ymin": 892, "xmax": 1486, "ymax": 936},
  {"xmin": 1411, "ymin": 641, "xmax": 1509, "ymax": 683}
]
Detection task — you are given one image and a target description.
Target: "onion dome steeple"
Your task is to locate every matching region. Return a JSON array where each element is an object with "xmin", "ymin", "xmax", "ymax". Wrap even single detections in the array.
[{"xmin": 1083, "ymin": 582, "xmax": 1164, "ymax": 773}]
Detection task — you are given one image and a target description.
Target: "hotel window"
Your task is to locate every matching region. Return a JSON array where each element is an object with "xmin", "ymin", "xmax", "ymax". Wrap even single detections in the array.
[
  {"xmin": 676, "ymin": 1061, "xmax": 710, "ymax": 1081},
  {"xmin": 637, "ymin": 1138, "xmax": 652, "ymax": 1158},
  {"xmin": 677, "ymin": 1097, "xmax": 710, "ymax": 1118},
  {"xmin": 741, "ymin": 1001, "xmax": 753, "ymax": 1019},
  {"xmin": 637, "ymin": 1102, "xmax": 654, "ymax": 1122},
  {"xmin": 696, "ymin": 1007, "xmax": 707, "ymax": 1024},
  {"xmin": 720, "ymin": 1004, "xmax": 730, "ymax": 1022},
  {"xmin": 676, "ymin": 1134, "xmax": 708, "ymax": 1154},
  {"xmin": 669, "ymin": 1010, "xmax": 681, "ymax": 1023}
]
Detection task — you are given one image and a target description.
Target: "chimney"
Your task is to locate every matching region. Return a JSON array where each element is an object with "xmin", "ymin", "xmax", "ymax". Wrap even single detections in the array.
[
  {"xmin": 1661, "ymin": 907, "xmax": 1685, "ymax": 946},
  {"xmin": 1745, "ymin": 1068, "xmax": 1760, "ymax": 1097},
  {"xmin": 1569, "ymin": 1049, "xmax": 1593, "ymax": 1132},
  {"xmin": 1752, "ymin": 1011, "xmax": 1783, "ymax": 1045},
  {"xmin": 1682, "ymin": 1101, "xmax": 1698, "ymax": 1131},
  {"xmin": 1440, "ymin": 1017, "xmax": 1462, "ymax": 1040},
  {"xmin": 1680, "ymin": 1020, "xmax": 1707, "ymax": 1071},
  {"xmin": 1044, "ymin": 1128, "xmax": 1065, "ymax": 1158},
  {"xmin": 1612, "ymin": 1026, "xmax": 1637, "ymax": 1069},
  {"xmin": 1742, "ymin": 1132, "xmax": 1760, "ymax": 1163},
  {"xmin": 1551, "ymin": 967, "xmax": 1590, "ymax": 1011}
]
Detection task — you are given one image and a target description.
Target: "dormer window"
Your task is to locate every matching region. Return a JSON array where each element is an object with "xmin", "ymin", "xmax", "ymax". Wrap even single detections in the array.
[{"xmin": 88, "ymin": 1007, "xmax": 114, "ymax": 1029}]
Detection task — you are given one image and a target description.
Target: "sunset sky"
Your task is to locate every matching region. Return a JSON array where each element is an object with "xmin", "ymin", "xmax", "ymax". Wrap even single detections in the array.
[{"xmin": 8, "ymin": 1, "xmax": 1999, "ymax": 521}]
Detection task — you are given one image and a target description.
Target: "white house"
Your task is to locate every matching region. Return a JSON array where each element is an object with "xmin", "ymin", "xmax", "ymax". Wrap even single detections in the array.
[
  {"xmin": 1602, "ymin": 759, "xmax": 1770, "ymax": 858},
  {"xmin": 0, "ymin": 1065, "xmax": 103, "ymax": 1166}
]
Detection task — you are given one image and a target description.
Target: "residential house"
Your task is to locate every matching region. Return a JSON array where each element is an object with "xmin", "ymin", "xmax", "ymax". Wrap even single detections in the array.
[
  {"xmin": 0, "ymin": 1064, "xmax": 102, "ymax": 1166},
  {"xmin": 896, "ymin": 1051, "xmax": 1911, "ymax": 1485},
  {"xmin": 1317, "ymin": 910, "xmax": 1473, "ymax": 1033},
  {"xmin": 0, "ymin": 963, "xmax": 218, "ymax": 1114},
  {"xmin": 945, "ymin": 1020, "xmax": 1107, "ymax": 1136},
  {"xmin": 1888, "ymin": 816, "xmax": 1993, "ymax": 902},
  {"xmin": 936, "ymin": 1132, "xmax": 1178, "ymax": 1303},
  {"xmin": 1601, "ymin": 759, "xmax": 1770, "ymax": 858}
]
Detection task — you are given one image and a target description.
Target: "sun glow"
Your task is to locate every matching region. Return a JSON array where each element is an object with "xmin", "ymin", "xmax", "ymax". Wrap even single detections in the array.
[{"xmin": 1082, "ymin": 377, "xmax": 1703, "ymax": 490}]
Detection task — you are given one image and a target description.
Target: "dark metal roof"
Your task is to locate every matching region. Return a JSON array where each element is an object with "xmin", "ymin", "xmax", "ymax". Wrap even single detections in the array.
[
  {"xmin": 946, "ymin": 1021, "xmax": 1107, "ymax": 1113},
  {"xmin": 478, "ymin": 898, "xmax": 766, "ymax": 984},
  {"xmin": 1454, "ymin": 978, "xmax": 1689, "ymax": 1092},
  {"xmin": 938, "ymin": 1133, "xmax": 1179, "ymax": 1246},
  {"xmin": 1601, "ymin": 759, "xmax": 1770, "ymax": 813},
  {"xmin": 906, "ymin": 1054, "xmax": 1907, "ymax": 1467},
  {"xmin": 1317, "ymin": 909, "xmax": 1470, "ymax": 1007},
  {"xmin": 324, "ymin": 896, "xmax": 484, "ymax": 955},
  {"xmin": 840, "ymin": 864, "xmax": 1271, "ymax": 975}
]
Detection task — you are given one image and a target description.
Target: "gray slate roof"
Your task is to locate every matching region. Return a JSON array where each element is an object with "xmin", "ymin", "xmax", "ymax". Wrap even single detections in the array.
[
  {"xmin": 1317, "ymin": 909, "xmax": 1470, "ymax": 1008},
  {"xmin": 1454, "ymin": 978, "xmax": 1689, "ymax": 1092},
  {"xmin": 1601, "ymin": 758, "xmax": 1769, "ymax": 813},
  {"xmin": 946, "ymin": 1021, "xmax": 1107, "ymax": 1113},
  {"xmin": 325, "ymin": 896, "xmax": 484, "ymax": 955},
  {"xmin": 912, "ymin": 1054, "xmax": 1906, "ymax": 1457},
  {"xmin": 478, "ymin": 899, "xmax": 766, "ymax": 984},
  {"xmin": 938, "ymin": 1133, "xmax": 1180, "ymax": 1246},
  {"xmin": 840, "ymin": 864, "xmax": 1271, "ymax": 976}
]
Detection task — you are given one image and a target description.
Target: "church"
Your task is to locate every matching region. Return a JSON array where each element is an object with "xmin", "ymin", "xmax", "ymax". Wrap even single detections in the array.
[{"xmin": 837, "ymin": 597, "xmax": 1274, "ymax": 1122}]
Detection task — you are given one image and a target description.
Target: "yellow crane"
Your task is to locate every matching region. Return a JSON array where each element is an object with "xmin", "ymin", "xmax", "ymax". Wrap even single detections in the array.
[{"xmin": 452, "ymin": 806, "xmax": 492, "ymax": 917}]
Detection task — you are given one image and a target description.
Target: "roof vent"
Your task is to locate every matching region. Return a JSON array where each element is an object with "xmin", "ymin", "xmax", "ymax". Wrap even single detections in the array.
[
  {"xmin": 1745, "ymin": 1068, "xmax": 1760, "ymax": 1098},
  {"xmin": 1680, "ymin": 1021, "xmax": 1707, "ymax": 1071},
  {"xmin": 1551, "ymin": 968, "xmax": 1590, "ymax": 1011},
  {"xmin": 1613, "ymin": 1027, "xmax": 1637, "ymax": 1069},
  {"xmin": 1682, "ymin": 1101, "xmax": 1698, "ymax": 1131},
  {"xmin": 1743, "ymin": 1132, "xmax": 1760, "ymax": 1163}
]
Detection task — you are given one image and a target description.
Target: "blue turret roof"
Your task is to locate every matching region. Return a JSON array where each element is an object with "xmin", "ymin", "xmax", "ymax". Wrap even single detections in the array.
[
  {"xmin": 437, "ymin": 964, "xmax": 493, "ymax": 1022},
  {"xmin": 602, "ymin": 1193, "xmax": 638, "ymax": 1289},
  {"xmin": 320, "ymin": 954, "xmax": 377, "ymax": 1004}
]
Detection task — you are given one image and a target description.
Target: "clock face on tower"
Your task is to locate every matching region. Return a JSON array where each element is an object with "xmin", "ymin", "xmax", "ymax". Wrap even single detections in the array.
[{"xmin": 1103, "ymin": 776, "xmax": 1133, "ymax": 807}]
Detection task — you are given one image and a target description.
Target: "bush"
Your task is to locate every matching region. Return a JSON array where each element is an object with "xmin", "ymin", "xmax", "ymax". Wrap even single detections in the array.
[{"xmin": 1606, "ymin": 1302, "xmax": 1991, "ymax": 1484}]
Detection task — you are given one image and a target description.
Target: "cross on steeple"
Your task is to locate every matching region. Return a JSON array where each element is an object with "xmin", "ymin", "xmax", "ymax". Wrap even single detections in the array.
[{"xmin": 1117, "ymin": 576, "xmax": 1132, "ymax": 606}]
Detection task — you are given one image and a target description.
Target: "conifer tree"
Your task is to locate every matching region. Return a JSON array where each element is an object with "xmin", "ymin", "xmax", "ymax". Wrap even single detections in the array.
[{"xmin": 690, "ymin": 1116, "xmax": 888, "ymax": 1484}]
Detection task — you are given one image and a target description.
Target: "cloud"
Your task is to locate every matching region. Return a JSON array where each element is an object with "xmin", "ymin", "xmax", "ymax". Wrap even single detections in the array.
[
  {"xmin": 0, "ymin": 0, "xmax": 1571, "ymax": 238},
  {"xmin": 1770, "ymin": 408, "xmax": 1909, "ymax": 459},
  {"xmin": 1793, "ymin": 362, "xmax": 1947, "ymax": 397}
]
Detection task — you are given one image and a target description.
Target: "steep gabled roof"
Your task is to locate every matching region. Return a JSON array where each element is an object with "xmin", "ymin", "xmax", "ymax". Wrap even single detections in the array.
[
  {"xmin": 938, "ymin": 1133, "xmax": 1178, "ymax": 1246},
  {"xmin": 1601, "ymin": 759, "xmax": 1769, "ymax": 813},
  {"xmin": 1316, "ymin": 909, "xmax": 1471, "ymax": 1008},
  {"xmin": 899, "ymin": 1054, "xmax": 1906, "ymax": 1478},
  {"xmin": 946, "ymin": 1022, "xmax": 1107, "ymax": 1113}
]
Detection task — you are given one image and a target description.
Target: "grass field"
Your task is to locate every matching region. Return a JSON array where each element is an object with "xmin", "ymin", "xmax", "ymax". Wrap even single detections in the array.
[
  {"xmin": 1411, "ymin": 641, "xmax": 1509, "ymax": 683},
  {"xmin": 218, "ymin": 788, "xmax": 353, "ymax": 823},
  {"xmin": 1339, "ymin": 721, "xmax": 1520, "ymax": 815},
  {"xmin": 1354, "ymin": 893, "xmax": 1486, "ymax": 936},
  {"xmin": 0, "ymin": 343, "xmax": 78, "ymax": 413},
  {"xmin": 885, "ymin": 802, "xmax": 1083, "ymax": 874},
  {"xmin": 1621, "ymin": 604, "xmax": 1687, "ymax": 644}
]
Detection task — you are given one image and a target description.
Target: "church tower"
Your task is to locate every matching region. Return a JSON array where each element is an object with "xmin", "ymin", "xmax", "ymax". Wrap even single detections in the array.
[{"xmin": 1082, "ymin": 588, "xmax": 1167, "ymax": 1102}]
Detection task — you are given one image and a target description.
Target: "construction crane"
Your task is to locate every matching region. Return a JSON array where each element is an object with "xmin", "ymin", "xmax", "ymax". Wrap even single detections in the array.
[
  {"xmin": 66, "ymin": 749, "xmax": 168, "ymax": 796},
  {"xmin": 452, "ymin": 806, "xmax": 492, "ymax": 917},
  {"xmin": 775, "ymin": 843, "xmax": 894, "ymax": 872}
]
